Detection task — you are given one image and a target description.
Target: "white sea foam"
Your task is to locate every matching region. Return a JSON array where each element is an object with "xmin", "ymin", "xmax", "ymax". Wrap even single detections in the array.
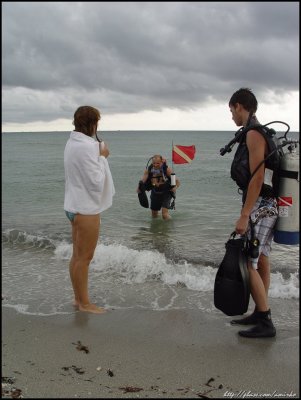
[
  {"xmin": 3, "ymin": 230, "xmax": 299, "ymax": 300},
  {"xmin": 2, "ymin": 228, "xmax": 57, "ymax": 249},
  {"xmin": 4, "ymin": 303, "xmax": 72, "ymax": 316},
  {"xmin": 54, "ymin": 241, "xmax": 299, "ymax": 299},
  {"xmin": 269, "ymin": 271, "xmax": 299, "ymax": 299}
]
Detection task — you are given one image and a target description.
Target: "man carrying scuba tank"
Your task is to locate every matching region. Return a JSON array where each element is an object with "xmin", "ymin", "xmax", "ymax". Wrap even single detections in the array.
[
  {"xmin": 227, "ymin": 88, "xmax": 278, "ymax": 338},
  {"xmin": 137, "ymin": 155, "xmax": 180, "ymax": 220}
]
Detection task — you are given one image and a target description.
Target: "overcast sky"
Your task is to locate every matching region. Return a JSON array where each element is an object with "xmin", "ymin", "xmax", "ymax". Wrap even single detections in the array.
[{"xmin": 2, "ymin": 2, "xmax": 299, "ymax": 131}]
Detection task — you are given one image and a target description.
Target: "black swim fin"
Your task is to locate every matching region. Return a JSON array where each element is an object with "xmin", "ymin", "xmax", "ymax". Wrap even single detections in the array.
[
  {"xmin": 138, "ymin": 191, "xmax": 149, "ymax": 208},
  {"xmin": 138, "ymin": 180, "xmax": 149, "ymax": 208},
  {"xmin": 214, "ymin": 232, "xmax": 250, "ymax": 316}
]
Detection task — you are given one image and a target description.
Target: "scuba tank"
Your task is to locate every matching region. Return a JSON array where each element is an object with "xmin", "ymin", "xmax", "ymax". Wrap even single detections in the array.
[
  {"xmin": 220, "ymin": 119, "xmax": 299, "ymax": 245},
  {"xmin": 170, "ymin": 173, "xmax": 176, "ymax": 187},
  {"xmin": 274, "ymin": 143, "xmax": 299, "ymax": 245}
]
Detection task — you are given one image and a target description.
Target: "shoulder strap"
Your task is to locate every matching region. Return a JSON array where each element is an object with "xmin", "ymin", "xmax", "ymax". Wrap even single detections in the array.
[
  {"xmin": 243, "ymin": 123, "xmax": 265, "ymax": 136},
  {"xmin": 236, "ymin": 123, "xmax": 265, "ymax": 144},
  {"xmin": 162, "ymin": 162, "xmax": 168, "ymax": 174}
]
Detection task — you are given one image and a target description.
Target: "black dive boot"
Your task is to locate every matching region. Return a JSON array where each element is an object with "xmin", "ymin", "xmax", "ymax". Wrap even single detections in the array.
[
  {"xmin": 230, "ymin": 308, "xmax": 259, "ymax": 325},
  {"xmin": 238, "ymin": 309, "xmax": 276, "ymax": 338}
]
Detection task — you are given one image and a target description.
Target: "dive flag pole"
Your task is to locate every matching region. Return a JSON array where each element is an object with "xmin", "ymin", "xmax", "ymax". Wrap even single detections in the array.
[{"xmin": 171, "ymin": 140, "xmax": 176, "ymax": 187}]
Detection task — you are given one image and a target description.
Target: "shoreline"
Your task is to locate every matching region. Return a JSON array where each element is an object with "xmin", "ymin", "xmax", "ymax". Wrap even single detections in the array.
[{"xmin": 2, "ymin": 304, "xmax": 299, "ymax": 398}]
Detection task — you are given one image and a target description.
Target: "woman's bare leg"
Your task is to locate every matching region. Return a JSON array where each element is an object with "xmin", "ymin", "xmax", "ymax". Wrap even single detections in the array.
[
  {"xmin": 70, "ymin": 214, "xmax": 106, "ymax": 314},
  {"xmin": 69, "ymin": 220, "xmax": 79, "ymax": 307}
]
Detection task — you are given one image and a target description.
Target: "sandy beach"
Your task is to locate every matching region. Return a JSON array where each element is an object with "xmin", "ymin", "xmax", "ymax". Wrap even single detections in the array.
[{"xmin": 2, "ymin": 300, "xmax": 299, "ymax": 399}]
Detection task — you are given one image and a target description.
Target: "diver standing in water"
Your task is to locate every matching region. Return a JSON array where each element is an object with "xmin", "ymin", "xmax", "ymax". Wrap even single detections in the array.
[
  {"xmin": 227, "ymin": 88, "xmax": 278, "ymax": 338},
  {"xmin": 137, "ymin": 155, "xmax": 180, "ymax": 220}
]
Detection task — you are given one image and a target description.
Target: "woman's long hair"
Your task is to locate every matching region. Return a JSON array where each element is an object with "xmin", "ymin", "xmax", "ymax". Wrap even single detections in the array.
[{"xmin": 73, "ymin": 106, "xmax": 101, "ymax": 138}]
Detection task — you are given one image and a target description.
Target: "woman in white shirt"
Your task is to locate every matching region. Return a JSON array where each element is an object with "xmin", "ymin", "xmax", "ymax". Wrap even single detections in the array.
[{"xmin": 64, "ymin": 106, "xmax": 115, "ymax": 314}]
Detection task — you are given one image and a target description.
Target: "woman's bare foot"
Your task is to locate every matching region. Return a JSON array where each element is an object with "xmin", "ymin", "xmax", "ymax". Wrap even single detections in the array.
[
  {"xmin": 73, "ymin": 299, "xmax": 80, "ymax": 309},
  {"xmin": 78, "ymin": 303, "xmax": 106, "ymax": 314}
]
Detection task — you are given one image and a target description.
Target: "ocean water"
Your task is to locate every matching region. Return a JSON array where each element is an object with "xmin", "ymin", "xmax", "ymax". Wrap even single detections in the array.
[{"xmin": 2, "ymin": 130, "xmax": 299, "ymax": 322}]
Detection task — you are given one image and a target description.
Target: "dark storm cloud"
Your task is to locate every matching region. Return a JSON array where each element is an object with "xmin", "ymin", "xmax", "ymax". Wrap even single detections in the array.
[{"xmin": 2, "ymin": 2, "xmax": 299, "ymax": 124}]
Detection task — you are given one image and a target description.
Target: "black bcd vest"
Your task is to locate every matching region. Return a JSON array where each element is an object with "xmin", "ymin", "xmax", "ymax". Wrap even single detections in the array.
[
  {"xmin": 145, "ymin": 162, "xmax": 171, "ymax": 192},
  {"xmin": 230, "ymin": 124, "xmax": 282, "ymax": 201}
]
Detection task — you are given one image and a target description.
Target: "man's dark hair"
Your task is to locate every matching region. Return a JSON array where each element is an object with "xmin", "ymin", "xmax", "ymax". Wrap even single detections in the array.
[{"xmin": 229, "ymin": 88, "xmax": 258, "ymax": 113}]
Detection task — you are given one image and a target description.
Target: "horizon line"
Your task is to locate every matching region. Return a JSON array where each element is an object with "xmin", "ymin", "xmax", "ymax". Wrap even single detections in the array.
[{"xmin": 2, "ymin": 129, "xmax": 239, "ymax": 134}]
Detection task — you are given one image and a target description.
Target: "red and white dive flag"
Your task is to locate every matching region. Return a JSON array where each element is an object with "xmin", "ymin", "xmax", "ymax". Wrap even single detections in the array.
[{"xmin": 172, "ymin": 145, "xmax": 196, "ymax": 164}]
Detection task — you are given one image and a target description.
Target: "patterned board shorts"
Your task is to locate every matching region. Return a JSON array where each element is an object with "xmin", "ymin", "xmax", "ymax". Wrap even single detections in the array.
[{"xmin": 247, "ymin": 197, "xmax": 278, "ymax": 269}]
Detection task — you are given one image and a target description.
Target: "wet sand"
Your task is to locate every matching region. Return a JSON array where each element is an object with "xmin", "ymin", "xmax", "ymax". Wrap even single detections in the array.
[{"xmin": 2, "ymin": 304, "xmax": 299, "ymax": 398}]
